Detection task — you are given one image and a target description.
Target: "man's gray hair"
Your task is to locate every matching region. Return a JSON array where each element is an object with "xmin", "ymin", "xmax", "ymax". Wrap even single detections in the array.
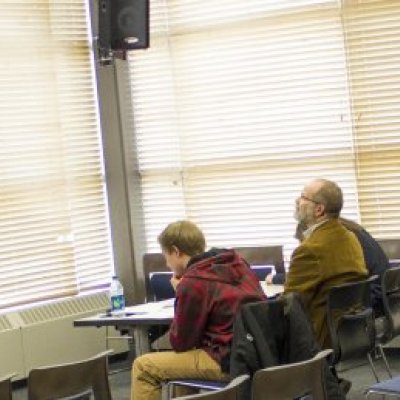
[{"xmin": 313, "ymin": 179, "xmax": 343, "ymax": 218}]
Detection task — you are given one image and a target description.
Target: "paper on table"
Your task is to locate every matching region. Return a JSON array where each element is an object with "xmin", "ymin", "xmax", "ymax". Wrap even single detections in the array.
[
  {"xmin": 260, "ymin": 282, "xmax": 284, "ymax": 297},
  {"xmin": 125, "ymin": 298, "xmax": 175, "ymax": 314}
]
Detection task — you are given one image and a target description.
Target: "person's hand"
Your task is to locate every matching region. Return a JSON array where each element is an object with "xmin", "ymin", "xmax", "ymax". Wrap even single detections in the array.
[
  {"xmin": 170, "ymin": 275, "xmax": 181, "ymax": 291},
  {"xmin": 265, "ymin": 273, "xmax": 273, "ymax": 285}
]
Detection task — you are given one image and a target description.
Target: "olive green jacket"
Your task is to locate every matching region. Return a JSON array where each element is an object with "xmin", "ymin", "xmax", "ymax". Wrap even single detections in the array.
[{"xmin": 284, "ymin": 218, "xmax": 368, "ymax": 348}]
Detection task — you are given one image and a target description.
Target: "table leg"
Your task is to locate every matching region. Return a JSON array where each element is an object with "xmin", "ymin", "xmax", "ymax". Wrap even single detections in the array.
[{"xmin": 133, "ymin": 326, "xmax": 150, "ymax": 356}]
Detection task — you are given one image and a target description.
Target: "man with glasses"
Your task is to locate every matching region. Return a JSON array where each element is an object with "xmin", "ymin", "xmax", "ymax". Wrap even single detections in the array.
[{"xmin": 284, "ymin": 178, "xmax": 368, "ymax": 349}]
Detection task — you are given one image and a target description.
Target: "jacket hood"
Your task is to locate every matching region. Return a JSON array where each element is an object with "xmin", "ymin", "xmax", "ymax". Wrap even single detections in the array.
[{"xmin": 183, "ymin": 248, "xmax": 250, "ymax": 285}]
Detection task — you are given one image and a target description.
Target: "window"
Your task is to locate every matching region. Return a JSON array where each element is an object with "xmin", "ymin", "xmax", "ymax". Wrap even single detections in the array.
[
  {"xmin": 342, "ymin": 0, "xmax": 400, "ymax": 236},
  {"xmin": 125, "ymin": 0, "xmax": 400, "ymax": 259},
  {"xmin": 0, "ymin": 1, "xmax": 113, "ymax": 308}
]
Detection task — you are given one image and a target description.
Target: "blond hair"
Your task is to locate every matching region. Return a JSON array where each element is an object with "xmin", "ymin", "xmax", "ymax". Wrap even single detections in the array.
[{"xmin": 158, "ymin": 220, "xmax": 206, "ymax": 256}]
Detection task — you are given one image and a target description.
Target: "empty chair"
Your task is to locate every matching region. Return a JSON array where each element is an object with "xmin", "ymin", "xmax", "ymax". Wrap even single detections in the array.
[
  {"xmin": 142, "ymin": 253, "xmax": 173, "ymax": 346},
  {"xmin": 378, "ymin": 266, "xmax": 400, "ymax": 345},
  {"xmin": 248, "ymin": 265, "xmax": 273, "ymax": 281},
  {"xmin": 377, "ymin": 239, "xmax": 400, "ymax": 267},
  {"xmin": 366, "ymin": 376, "xmax": 400, "ymax": 398},
  {"xmin": 0, "ymin": 374, "xmax": 14, "ymax": 400},
  {"xmin": 28, "ymin": 351, "xmax": 112, "ymax": 400},
  {"xmin": 326, "ymin": 276, "xmax": 381, "ymax": 380},
  {"xmin": 373, "ymin": 266, "xmax": 400, "ymax": 379},
  {"xmin": 143, "ymin": 253, "xmax": 171, "ymax": 301},
  {"xmin": 252, "ymin": 349, "xmax": 332, "ymax": 400},
  {"xmin": 149, "ymin": 272, "xmax": 175, "ymax": 300},
  {"xmin": 173, "ymin": 375, "xmax": 249, "ymax": 400},
  {"xmin": 234, "ymin": 246, "xmax": 285, "ymax": 278},
  {"xmin": 368, "ymin": 269, "xmax": 400, "ymax": 395}
]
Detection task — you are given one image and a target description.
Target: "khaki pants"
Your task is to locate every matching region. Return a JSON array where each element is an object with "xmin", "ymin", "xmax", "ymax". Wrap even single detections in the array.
[{"xmin": 131, "ymin": 349, "xmax": 229, "ymax": 400}]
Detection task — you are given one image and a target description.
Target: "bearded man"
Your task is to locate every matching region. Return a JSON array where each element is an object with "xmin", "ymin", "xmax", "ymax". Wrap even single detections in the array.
[{"xmin": 284, "ymin": 178, "xmax": 368, "ymax": 348}]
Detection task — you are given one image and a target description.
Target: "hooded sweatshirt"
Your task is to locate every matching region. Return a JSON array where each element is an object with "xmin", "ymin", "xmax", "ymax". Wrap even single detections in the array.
[{"xmin": 169, "ymin": 248, "xmax": 266, "ymax": 367}]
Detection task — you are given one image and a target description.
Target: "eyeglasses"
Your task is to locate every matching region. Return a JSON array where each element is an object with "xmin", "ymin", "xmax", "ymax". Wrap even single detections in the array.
[{"xmin": 300, "ymin": 193, "xmax": 320, "ymax": 205}]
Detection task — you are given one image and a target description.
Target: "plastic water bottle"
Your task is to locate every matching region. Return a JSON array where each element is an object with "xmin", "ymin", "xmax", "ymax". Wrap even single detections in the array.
[{"xmin": 110, "ymin": 275, "xmax": 125, "ymax": 315}]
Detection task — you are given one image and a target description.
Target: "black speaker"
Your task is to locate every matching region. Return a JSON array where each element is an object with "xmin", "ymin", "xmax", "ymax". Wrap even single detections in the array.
[{"xmin": 98, "ymin": 0, "xmax": 149, "ymax": 51}]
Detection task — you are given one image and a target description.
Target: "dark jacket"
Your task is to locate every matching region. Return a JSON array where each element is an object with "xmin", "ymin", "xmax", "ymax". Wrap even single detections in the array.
[
  {"xmin": 229, "ymin": 294, "xmax": 345, "ymax": 400},
  {"xmin": 340, "ymin": 219, "xmax": 390, "ymax": 316},
  {"xmin": 170, "ymin": 248, "xmax": 266, "ymax": 365}
]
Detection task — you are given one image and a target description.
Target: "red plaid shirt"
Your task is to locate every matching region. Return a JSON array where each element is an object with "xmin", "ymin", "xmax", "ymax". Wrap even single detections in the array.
[{"xmin": 169, "ymin": 249, "xmax": 266, "ymax": 365}]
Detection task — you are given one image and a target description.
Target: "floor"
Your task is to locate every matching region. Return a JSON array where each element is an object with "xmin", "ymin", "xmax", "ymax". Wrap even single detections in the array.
[{"xmin": 11, "ymin": 348, "xmax": 400, "ymax": 399}]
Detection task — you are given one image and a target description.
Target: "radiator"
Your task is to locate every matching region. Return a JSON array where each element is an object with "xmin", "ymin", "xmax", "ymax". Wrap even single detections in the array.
[
  {"xmin": 0, "ymin": 292, "xmax": 129, "ymax": 380},
  {"xmin": 0, "ymin": 314, "xmax": 24, "ymax": 378}
]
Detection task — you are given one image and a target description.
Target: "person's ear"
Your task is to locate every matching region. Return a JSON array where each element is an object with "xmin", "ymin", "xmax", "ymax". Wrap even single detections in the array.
[
  {"xmin": 315, "ymin": 203, "xmax": 325, "ymax": 217},
  {"xmin": 171, "ymin": 245, "xmax": 181, "ymax": 256}
]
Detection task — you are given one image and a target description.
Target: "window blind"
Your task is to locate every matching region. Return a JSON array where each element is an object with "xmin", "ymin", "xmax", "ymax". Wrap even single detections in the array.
[
  {"xmin": 124, "ymin": 0, "xmax": 363, "ymax": 259},
  {"xmin": 0, "ymin": 0, "xmax": 113, "ymax": 308},
  {"xmin": 342, "ymin": 0, "xmax": 400, "ymax": 238}
]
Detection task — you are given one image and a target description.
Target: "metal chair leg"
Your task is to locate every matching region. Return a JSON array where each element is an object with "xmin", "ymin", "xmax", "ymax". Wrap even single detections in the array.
[{"xmin": 376, "ymin": 344, "xmax": 393, "ymax": 379}]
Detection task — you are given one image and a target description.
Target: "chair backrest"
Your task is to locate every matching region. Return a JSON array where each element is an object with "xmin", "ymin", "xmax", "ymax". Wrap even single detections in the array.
[
  {"xmin": 235, "ymin": 246, "xmax": 285, "ymax": 275},
  {"xmin": 381, "ymin": 266, "xmax": 400, "ymax": 342},
  {"xmin": 174, "ymin": 375, "xmax": 249, "ymax": 400},
  {"xmin": 143, "ymin": 253, "xmax": 171, "ymax": 301},
  {"xmin": 326, "ymin": 276, "xmax": 376, "ymax": 364},
  {"xmin": 252, "ymin": 349, "xmax": 332, "ymax": 400},
  {"xmin": 28, "ymin": 351, "xmax": 112, "ymax": 400},
  {"xmin": 148, "ymin": 272, "xmax": 175, "ymax": 300},
  {"xmin": 377, "ymin": 239, "xmax": 400, "ymax": 264},
  {"xmin": 0, "ymin": 374, "xmax": 14, "ymax": 400}
]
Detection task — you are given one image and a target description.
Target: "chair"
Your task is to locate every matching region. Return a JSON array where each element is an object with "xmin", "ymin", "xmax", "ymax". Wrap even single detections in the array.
[
  {"xmin": 149, "ymin": 272, "xmax": 175, "ymax": 300},
  {"xmin": 173, "ymin": 375, "xmax": 249, "ymax": 400},
  {"xmin": 326, "ymin": 276, "xmax": 381, "ymax": 380},
  {"xmin": 142, "ymin": 253, "xmax": 174, "ymax": 346},
  {"xmin": 366, "ymin": 269, "xmax": 400, "ymax": 397},
  {"xmin": 366, "ymin": 376, "xmax": 400, "ymax": 398},
  {"xmin": 248, "ymin": 265, "xmax": 273, "ymax": 281},
  {"xmin": 143, "ymin": 253, "xmax": 172, "ymax": 301},
  {"xmin": 252, "ymin": 349, "xmax": 332, "ymax": 400},
  {"xmin": 28, "ymin": 351, "xmax": 112, "ymax": 400},
  {"xmin": 0, "ymin": 374, "xmax": 14, "ymax": 400},
  {"xmin": 234, "ymin": 246, "xmax": 285, "ymax": 279},
  {"xmin": 377, "ymin": 239, "xmax": 400, "ymax": 266},
  {"xmin": 372, "ymin": 266, "xmax": 400, "ymax": 379},
  {"xmin": 377, "ymin": 266, "xmax": 400, "ymax": 345}
]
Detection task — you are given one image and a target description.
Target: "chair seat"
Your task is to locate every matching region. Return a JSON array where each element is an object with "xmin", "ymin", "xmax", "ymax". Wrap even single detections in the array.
[{"xmin": 367, "ymin": 376, "xmax": 400, "ymax": 396}]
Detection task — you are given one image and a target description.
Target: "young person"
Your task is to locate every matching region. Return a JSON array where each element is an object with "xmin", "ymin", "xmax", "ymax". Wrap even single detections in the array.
[{"xmin": 131, "ymin": 220, "xmax": 265, "ymax": 400}]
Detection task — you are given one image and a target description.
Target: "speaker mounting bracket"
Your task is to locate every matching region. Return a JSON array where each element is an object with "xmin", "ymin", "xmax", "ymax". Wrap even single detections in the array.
[{"xmin": 98, "ymin": 46, "xmax": 115, "ymax": 66}]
